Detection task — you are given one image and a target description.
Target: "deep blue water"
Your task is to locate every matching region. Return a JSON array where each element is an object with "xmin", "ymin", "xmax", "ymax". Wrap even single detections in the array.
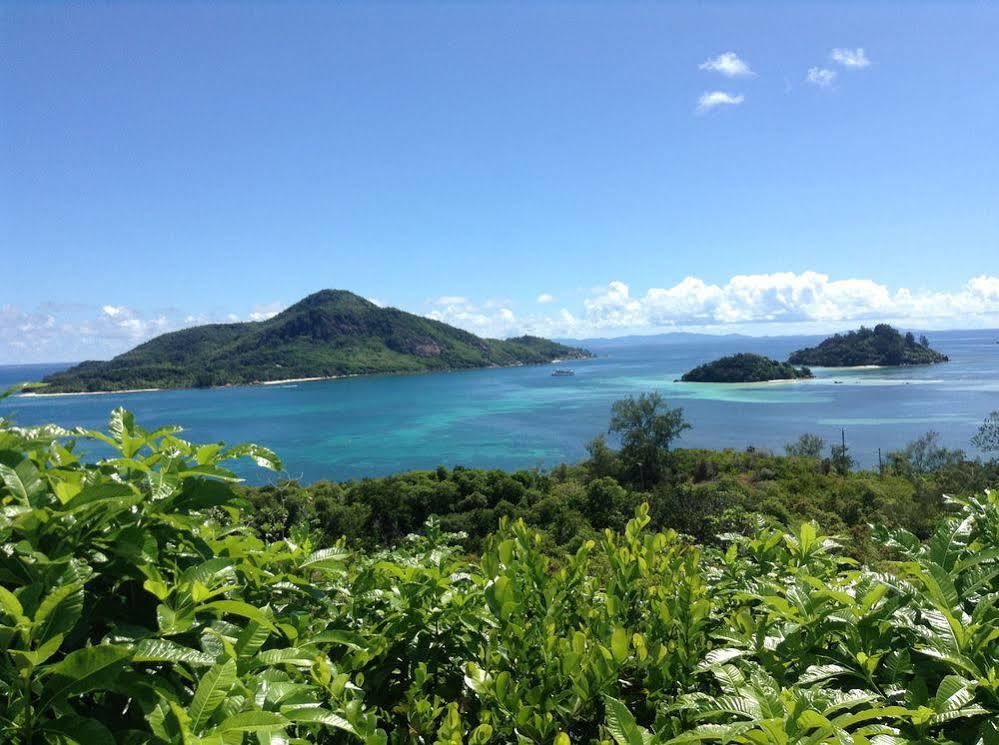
[{"xmin": 2, "ymin": 329, "xmax": 997, "ymax": 484}]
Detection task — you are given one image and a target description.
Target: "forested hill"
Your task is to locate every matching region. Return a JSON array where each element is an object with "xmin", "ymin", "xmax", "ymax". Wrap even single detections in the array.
[
  {"xmin": 681, "ymin": 352, "xmax": 812, "ymax": 383},
  {"xmin": 40, "ymin": 290, "xmax": 592, "ymax": 392},
  {"xmin": 788, "ymin": 324, "xmax": 949, "ymax": 367}
]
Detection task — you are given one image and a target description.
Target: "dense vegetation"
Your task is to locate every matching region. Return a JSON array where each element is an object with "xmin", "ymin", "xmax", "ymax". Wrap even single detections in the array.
[
  {"xmin": 2, "ymin": 399, "xmax": 999, "ymax": 743},
  {"xmin": 242, "ymin": 428, "xmax": 999, "ymax": 563},
  {"xmin": 788, "ymin": 324, "xmax": 949, "ymax": 367},
  {"xmin": 39, "ymin": 290, "xmax": 591, "ymax": 393},
  {"xmin": 680, "ymin": 353, "xmax": 812, "ymax": 383}
]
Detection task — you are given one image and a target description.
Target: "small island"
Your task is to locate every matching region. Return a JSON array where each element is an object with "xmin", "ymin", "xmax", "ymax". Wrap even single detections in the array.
[
  {"xmin": 38, "ymin": 290, "xmax": 592, "ymax": 393},
  {"xmin": 788, "ymin": 324, "xmax": 949, "ymax": 367},
  {"xmin": 681, "ymin": 353, "xmax": 813, "ymax": 383}
]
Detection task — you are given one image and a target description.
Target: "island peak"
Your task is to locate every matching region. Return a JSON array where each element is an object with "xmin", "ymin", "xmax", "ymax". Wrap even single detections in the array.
[
  {"xmin": 788, "ymin": 324, "xmax": 949, "ymax": 367},
  {"xmin": 681, "ymin": 353, "xmax": 812, "ymax": 383}
]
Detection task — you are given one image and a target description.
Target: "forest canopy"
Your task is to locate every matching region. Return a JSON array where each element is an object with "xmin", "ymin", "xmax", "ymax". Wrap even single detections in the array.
[
  {"xmin": 680, "ymin": 353, "xmax": 812, "ymax": 383},
  {"xmin": 788, "ymin": 324, "xmax": 949, "ymax": 367}
]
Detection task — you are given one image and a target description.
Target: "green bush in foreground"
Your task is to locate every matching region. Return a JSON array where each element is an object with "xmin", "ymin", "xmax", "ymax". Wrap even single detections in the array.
[{"xmin": 3, "ymin": 408, "xmax": 999, "ymax": 743}]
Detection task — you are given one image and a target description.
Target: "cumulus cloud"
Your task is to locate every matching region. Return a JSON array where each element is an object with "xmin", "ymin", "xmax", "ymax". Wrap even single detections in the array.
[
  {"xmin": 6, "ymin": 274, "xmax": 998, "ymax": 363},
  {"xmin": 425, "ymin": 296, "xmax": 520, "ymax": 338},
  {"xmin": 830, "ymin": 47, "xmax": 871, "ymax": 68},
  {"xmin": 696, "ymin": 91, "xmax": 745, "ymax": 113},
  {"xmin": 247, "ymin": 301, "xmax": 285, "ymax": 322},
  {"xmin": 0, "ymin": 300, "xmax": 292, "ymax": 363},
  {"xmin": 806, "ymin": 67, "xmax": 837, "ymax": 87},
  {"xmin": 536, "ymin": 293, "xmax": 555, "ymax": 304},
  {"xmin": 699, "ymin": 52, "xmax": 755, "ymax": 78},
  {"xmin": 579, "ymin": 273, "xmax": 999, "ymax": 332}
]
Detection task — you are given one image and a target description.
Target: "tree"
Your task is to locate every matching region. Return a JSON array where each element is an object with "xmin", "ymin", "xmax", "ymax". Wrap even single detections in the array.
[
  {"xmin": 888, "ymin": 431, "xmax": 966, "ymax": 476},
  {"xmin": 919, "ymin": 334, "xmax": 930, "ymax": 348},
  {"xmin": 971, "ymin": 411, "xmax": 999, "ymax": 454},
  {"xmin": 785, "ymin": 433, "xmax": 825, "ymax": 459},
  {"xmin": 585, "ymin": 434, "xmax": 621, "ymax": 480},
  {"xmin": 608, "ymin": 392, "xmax": 690, "ymax": 487}
]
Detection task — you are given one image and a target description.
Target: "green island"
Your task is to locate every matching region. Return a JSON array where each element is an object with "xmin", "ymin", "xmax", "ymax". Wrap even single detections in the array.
[
  {"xmin": 680, "ymin": 352, "xmax": 812, "ymax": 383},
  {"xmin": 3, "ymin": 383, "xmax": 999, "ymax": 743},
  {"xmin": 37, "ymin": 290, "xmax": 591, "ymax": 393},
  {"xmin": 788, "ymin": 323, "xmax": 949, "ymax": 367}
]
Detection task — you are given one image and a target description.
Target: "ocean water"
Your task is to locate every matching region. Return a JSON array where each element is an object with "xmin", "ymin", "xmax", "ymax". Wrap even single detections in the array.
[{"xmin": 1, "ymin": 329, "xmax": 997, "ymax": 484}]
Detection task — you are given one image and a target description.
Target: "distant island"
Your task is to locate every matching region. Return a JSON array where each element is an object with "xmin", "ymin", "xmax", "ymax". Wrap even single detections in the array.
[
  {"xmin": 788, "ymin": 324, "xmax": 949, "ymax": 367},
  {"xmin": 681, "ymin": 353, "xmax": 813, "ymax": 383},
  {"xmin": 39, "ymin": 290, "xmax": 592, "ymax": 393}
]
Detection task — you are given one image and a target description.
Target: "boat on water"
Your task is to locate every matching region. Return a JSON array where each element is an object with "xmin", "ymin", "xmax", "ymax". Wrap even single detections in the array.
[{"xmin": 551, "ymin": 369, "xmax": 575, "ymax": 377}]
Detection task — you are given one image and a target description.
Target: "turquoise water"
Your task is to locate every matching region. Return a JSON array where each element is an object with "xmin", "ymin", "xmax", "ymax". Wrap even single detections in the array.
[{"xmin": 2, "ymin": 329, "xmax": 997, "ymax": 484}]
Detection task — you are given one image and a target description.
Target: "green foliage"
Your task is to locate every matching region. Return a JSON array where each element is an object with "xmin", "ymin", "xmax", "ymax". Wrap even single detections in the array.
[
  {"xmin": 972, "ymin": 410, "xmax": 999, "ymax": 454},
  {"xmin": 784, "ymin": 433, "xmax": 825, "ymax": 459},
  {"xmin": 39, "ymin": 290, "xmax": 591, "ymax": 392},
  {"xmin": 888, "ymin": 431, "xmax": 967, "ymax": 476},
  {"xmin": 681, "ymin": 353, "xmax": 812, "ymax": 383},
  {"xmin": 0, "ymin": 409, "xmax": 386, "ymax": 743},
  {"xmin": 241, "ymin": 429, "xmax": 999, "ymax": 561},
  {"xmin": 4, "ymin": 408, "xmax": 999, "ymax": 743},
  {"xmin": 788, "ymin": 323, "xmax": 949, "ymax": 366},
  {"xmin": 609, "ymin": 392, "xmax": 691, "ymax": 488}
]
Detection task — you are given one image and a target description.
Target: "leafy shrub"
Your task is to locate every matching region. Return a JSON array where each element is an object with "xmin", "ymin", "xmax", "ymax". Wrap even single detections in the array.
[{"xmin": 3, "ymin": 406, "xmax": 999, "ymax": 743}]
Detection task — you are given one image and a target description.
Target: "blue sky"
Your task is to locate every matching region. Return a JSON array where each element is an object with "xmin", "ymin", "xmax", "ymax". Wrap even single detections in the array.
[{"xmin": 2, "ymin": 1, "xmax": 998, "ymax": 362}]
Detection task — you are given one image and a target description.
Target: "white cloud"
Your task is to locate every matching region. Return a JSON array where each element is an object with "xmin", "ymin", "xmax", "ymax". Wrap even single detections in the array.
[
  {"xmin": 247, "ymin": 301, "xmax": 285, "ymax": 322},
  {"xmin": 425, "ymin": 296, "xmax": 521, "ymax": 338},
  {"xmin": 696, "ymin": 91, "xmax": 745, "ymax": 113},
  {"xmin": 830, "ymin": 47, "xmax": 871, "ymax": 68},
  {"xmin": 699, "ymin": 52, "xmax": 755, "ymax": 78},
  {"xmin": 537, "ymin": 293, "xmax": 555, "ymax": 304},
  {"xmin": 806, "ymin": 67, "xmax": 837, "ymax": 87},
  {"xmin": 434, "ymin": 295, "xmax": 468, "ymax": 306},
  {"xmin": 579, "ymin": 273, "xmax": 999, "ymax": 332},
  {"xmin": 0, "ymin": 299, "xmax": 294, "ymax": 363},
  {"xmin": 5, "ymin": 274, "xmax": 998, "ymax": 364}
]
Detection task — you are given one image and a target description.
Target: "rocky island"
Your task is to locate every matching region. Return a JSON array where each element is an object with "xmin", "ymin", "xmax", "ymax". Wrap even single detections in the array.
[
  {"xmin": 39, "ymin": 290, "xmax": 592, "ymax": 393},
  {"xmin": 788, "ymin": 324, "xmax": 949, "ymax": 367},
  {"xmin": 681, "ymin": 353, "xmax": 813, "ymax": 383}
]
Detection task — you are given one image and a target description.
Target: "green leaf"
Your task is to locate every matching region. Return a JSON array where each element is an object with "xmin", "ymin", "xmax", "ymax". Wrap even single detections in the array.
[
  {"xmin": 0, "ymin": 585, "xmax": 25, "ymax": 623},
  {"xmin": 40, "ymin": 644, "xmax": 132, "ymax": 711},
  {"xmin": 0, "ymin": 459, "xmax": 43, "ymax": 502},
  {"xmin": 133, "ymin": 638, "xmax": 217, "ymax": 666},
  {"xmin": 9, "ymin": 632, "xmax": 63, "ymax": 668},
  {"xmin": 256, "ymin": 647, "xmax": 317, "ymax": 668},
  {"xmin": 199, "ymin": 600, "xmax": 276, "ymax": 629},
  {"xmin": 189, "ymin": 659, "xmax": 237, "ymax": 732},
  {"xmin": 222, "ymin": 443, "xmax": 283, "ymax": 471},
  {"xmin": 611, "ymin": 627, "xmax": 630, "ymax": 663},
  {"xmin": 300, "ymin": 547, "xmax": 350, "ymax": 572},
  {"xmin": 283, "ymin": 706, "xmax": 357, "ymax": 734},
  {"xmin": 33, "ymin": 580, "xmax": 85, "ymax": 643},
  {"xmin": 604, "ymin": 696, "xmax": 647, "ymax": 745},
  {"xmin": 41, "ymin": 715, "xmax": 116, "ymax": 745},
  {"xmin": 215, "ymin": 710, "xmax": 289, "ymax": 733}
]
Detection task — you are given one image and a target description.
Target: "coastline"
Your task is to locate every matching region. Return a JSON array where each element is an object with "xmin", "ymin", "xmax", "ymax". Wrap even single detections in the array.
[
  {"xmin": 16, "ymin": 357, "xmax": 593, "ymax": 397},
  {"xmin": 19, "ymin": 387, "xmax": 163, "ymax": 398}
]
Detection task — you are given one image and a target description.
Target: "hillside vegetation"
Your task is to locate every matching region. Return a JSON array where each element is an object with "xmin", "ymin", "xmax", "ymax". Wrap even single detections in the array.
[
  {"xmin": 39, "ymin": 290, "xmax": 591, "ymax": 392},
  {"xmin": 680, "ymin": 353, "xmax": 812, "ymax": 383},
  {"xmin": 788, "ymin": 324, "xmax": 949, "ymax": 367},
  {"xmin": 2, "ymin": 402, "xmax": 999, "ymax": 743}
]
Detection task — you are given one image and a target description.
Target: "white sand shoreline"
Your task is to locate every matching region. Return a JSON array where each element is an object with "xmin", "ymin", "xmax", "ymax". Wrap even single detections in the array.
[
  {"xmin": 19, "ymin": 387, "xmax": 163, "ymax": 398},
  {"xmin": 13, "ymin": 357, "xmax": 594, "ymax": 397}
]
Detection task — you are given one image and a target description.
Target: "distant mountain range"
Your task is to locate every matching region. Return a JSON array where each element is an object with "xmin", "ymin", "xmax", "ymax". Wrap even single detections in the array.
[{"xmin": 40, "ymin": 290, "xmax": 591, "ymax": 393}]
